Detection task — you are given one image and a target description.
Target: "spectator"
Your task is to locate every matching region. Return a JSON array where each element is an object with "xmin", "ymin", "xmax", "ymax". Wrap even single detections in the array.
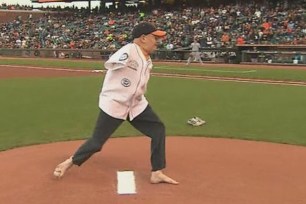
[
  {"xmin": 236, "ymin": 35, "xmax": 245, "ymax": 45},
  {"xmin": 0, "ymin": 0, "xmax": 305, "ymax": 50}
]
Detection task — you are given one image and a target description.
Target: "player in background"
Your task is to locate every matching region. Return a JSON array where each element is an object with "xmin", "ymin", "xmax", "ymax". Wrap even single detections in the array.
[{"xmin": 186, "ymin": 38, "xmax": 203, "ymax": 65}]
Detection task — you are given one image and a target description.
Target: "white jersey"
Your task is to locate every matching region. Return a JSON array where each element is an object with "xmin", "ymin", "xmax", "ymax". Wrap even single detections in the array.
[
  {"xmin": 99, "ymin": 43, "xmax": 152, "ymax": 120},
  {"xmin": 191, "ymin": 42, "xmax": 201, "ymax": 52}
]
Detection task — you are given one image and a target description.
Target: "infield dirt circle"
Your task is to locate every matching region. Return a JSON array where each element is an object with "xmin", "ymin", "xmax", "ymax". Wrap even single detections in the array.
[{"xmin": 1, "ymin": 64, "xmax": 306, "ymax": 204}]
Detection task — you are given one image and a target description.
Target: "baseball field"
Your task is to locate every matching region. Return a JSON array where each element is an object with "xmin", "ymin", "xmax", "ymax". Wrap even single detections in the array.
[{"xmin": 1, "ymin": 57, "xmax": 306, "ymax": 204}]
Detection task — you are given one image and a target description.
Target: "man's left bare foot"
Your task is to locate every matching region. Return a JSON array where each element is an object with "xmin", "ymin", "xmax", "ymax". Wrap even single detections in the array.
[
  {"xmin": 150, "ymin": 170, "xmax": 179, "ymax": 185},
  {"xmin": 53, "ymin": 156, "xmax": 73, "ymax": 178}
]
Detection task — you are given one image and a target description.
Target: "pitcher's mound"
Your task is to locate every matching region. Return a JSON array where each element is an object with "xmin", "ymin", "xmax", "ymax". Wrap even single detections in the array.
[{"xmin": 1, "ymin": 137, "xmax": 306, "ymax": 204}]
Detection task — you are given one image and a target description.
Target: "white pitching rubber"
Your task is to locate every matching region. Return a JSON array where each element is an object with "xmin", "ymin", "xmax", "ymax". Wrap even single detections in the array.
[{"xmin": 117, "ymin": 171, "xmax": 136, "ymax": 195}]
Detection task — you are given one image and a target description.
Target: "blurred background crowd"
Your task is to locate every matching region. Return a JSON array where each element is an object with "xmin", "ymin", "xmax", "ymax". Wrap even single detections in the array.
[{"xmin": 0, "ymin": 0, "xmax": 305, "ymax": 51}]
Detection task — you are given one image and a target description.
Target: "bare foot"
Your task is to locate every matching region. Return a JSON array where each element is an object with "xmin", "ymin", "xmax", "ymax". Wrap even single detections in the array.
[
  {"xmin": 150, "ymin": 170, "xmax": 179, "ymax": 185},
  {"xmin": 53, "ymin": 157, "xmax": 73, "ymax": 178}
]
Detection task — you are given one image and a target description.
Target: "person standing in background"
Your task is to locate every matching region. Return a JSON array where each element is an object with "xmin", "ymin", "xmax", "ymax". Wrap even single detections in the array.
[{"xmin": 186, "ymin": 38, "xmax": 203, "ymax": 65}]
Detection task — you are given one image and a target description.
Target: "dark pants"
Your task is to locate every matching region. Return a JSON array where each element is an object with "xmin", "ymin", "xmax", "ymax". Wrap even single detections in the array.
[{"xmin": 72, "ymin": 105, "xmax": 166, "ymax": 171}]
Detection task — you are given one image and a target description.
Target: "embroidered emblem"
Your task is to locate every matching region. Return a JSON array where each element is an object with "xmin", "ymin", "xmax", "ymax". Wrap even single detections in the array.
[
  {"xmin": 127, "ymin": 60, "xmax": 139, "ymax": 71},
  {"xmin": 121, "ymin": 78, "xmax": 131, "ymax": 87},
  {"xmin": 136, "ymin": 95, "xmax": 142, "ymax": 101},
  {"xmin": 119, "ymin": 53, "xmax": 128, "ymax": 61}
]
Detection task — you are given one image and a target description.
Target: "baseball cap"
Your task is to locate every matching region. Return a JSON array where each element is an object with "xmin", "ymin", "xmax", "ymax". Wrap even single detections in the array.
[{"xmin": 132, "ymin": 22, "xmax": 166, "ymax": 39}]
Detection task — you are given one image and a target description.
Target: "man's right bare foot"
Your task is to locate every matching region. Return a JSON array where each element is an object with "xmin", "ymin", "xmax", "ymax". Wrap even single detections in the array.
[
  {"xmin": 150, "ymin": 170, "xmax": 179, "ymax": 185},
  {"xmin": 53, "ymin": 157, "xmax": 73, "ymax": 178}
]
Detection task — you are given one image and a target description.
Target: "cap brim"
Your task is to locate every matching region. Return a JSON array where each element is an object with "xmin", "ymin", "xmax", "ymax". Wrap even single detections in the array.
[{"xmin": 151, "ymin": 30, "xmax": 166, "ymax": 37}]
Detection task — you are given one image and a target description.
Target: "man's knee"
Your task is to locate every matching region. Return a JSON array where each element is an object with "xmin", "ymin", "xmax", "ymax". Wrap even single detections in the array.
[
  {"xmin": 154, "ymin": 122, "xmax": 166, "ymax": 138},
  {"xmin": 87, "ymin": 138, "xmax": 104, "ymax": 152}
]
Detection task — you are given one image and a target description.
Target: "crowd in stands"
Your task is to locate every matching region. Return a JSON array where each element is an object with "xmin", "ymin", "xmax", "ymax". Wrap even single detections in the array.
[
  {"xmin": 0, "ymin": 3, "xmax": 32, "ymax": 11},
  {"xmin": 1, "ymin": 1, "xmax": 306, "ymax": 51}
]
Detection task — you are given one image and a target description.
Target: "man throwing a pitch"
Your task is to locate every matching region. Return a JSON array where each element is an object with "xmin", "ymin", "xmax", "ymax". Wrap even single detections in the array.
[{"xmin": 53, "ymin": 22, "xmax": 178, "ymax": 185}]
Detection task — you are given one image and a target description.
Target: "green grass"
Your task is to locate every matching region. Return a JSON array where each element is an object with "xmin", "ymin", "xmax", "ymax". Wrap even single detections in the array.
[
  {"xmin": 1, "ymin": 73, "xmax": 306, "ymax": 151},
  {"xmin": 0, "ymin": 58, "xmax": 103, "ymax": 70},
  {"xmin": 149, "ymin": 78, "xmax": 306, "ymax": 145},
  {"xmin": 154, "ymin": 65, "xmax": 306, "ymax": 82},
  {"xmin": 0, "ymin": 77, "xmax": 99, "ymax": 149}
]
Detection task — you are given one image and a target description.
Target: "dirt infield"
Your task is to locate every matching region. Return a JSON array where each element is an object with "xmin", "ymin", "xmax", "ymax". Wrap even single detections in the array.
[
  {"xmin": 0, "ymin": 65, "xmax": 100, "ymax": 79},
  {"xmin": 1, "ymin": 137, "xmax": 306, "ymax": 204},
  {"xmin": 1, "ymin": 64, "xmax": 306, "ymax": 204}
]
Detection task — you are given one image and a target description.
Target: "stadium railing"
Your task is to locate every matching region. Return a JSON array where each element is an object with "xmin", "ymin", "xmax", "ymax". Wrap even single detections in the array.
[
  {"xmin": 0, "ymin": 47, "xmax": 240, "ymax": 63},
  {"xmin": 237, "ymin": 44, "xmax": 306, "ymax": 65},
  {"xmin": 1, "ymin": 45, "xmax": 305, "ymax": 65}
]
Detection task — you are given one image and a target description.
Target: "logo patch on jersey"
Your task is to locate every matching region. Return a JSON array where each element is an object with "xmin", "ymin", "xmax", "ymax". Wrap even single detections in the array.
[
  {"xmin": 121, "ymin": 78, "xmax": 131, "ymax": 87},
  {"xmin": 119, "ymin": 53, "xmax": 128, "ymax": 61},
  {"xmin": 127, "ymin": 60, "xmax": 139, "ymax": 71},
  {"xmin": 136, "ymin": 95, "xmax": 142, "ymax": 101}
]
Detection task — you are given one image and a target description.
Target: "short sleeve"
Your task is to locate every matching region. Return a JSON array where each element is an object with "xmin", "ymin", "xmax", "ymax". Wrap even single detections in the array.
[{"xmin": 104, "ymin": 45, "xmax": 131, "ymax": 70}]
